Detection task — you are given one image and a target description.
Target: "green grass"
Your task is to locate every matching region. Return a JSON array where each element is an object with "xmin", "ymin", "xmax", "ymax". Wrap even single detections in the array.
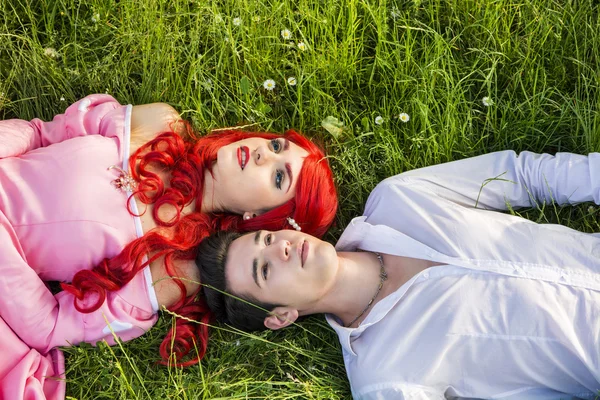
[{"xmin": 2, "ymin": 0, "xmax": 600, "ymax": 398}]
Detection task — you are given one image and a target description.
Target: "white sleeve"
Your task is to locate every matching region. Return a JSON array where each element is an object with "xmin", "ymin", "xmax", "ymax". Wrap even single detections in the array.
[
  {"xmin": 387, "ymin": 150, "xmax": 600, "ymax": 210},
  {"xmin": 355, "ymin": 383, "xmax": 445, "ymax": 400}
]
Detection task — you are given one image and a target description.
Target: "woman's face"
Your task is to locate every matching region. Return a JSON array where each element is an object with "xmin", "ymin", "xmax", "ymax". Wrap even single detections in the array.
[{"xmin": 210, "ymin": 137, "xmax": 308, "ymax": 215}]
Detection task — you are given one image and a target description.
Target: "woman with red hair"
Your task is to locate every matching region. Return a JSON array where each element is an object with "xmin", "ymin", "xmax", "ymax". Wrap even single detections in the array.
[{"xmin": 0, "ymin": 94, "xmax": 337, "ymax": 399}]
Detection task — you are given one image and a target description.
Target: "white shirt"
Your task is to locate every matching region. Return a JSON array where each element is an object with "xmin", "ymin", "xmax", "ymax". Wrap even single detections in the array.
[{"xmin": 328, "ymin": 150, "xmax": 600, "ymax": 400}]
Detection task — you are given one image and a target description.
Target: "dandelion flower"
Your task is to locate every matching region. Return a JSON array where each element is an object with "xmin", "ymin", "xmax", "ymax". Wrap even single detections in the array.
[
  {"xmin": 297, "ymin": 41, "xmax": 307, "ymax": 51},
  {"xmin": 281, "ymin": 29, "xmax": 291, "ymax": 39},
  {"xmin": 399, "ymin": 112, "xmax": 410, "ymax": 123},
  {"xmin": 233, "ymin": 17, "xmax": 242, "ymax": 26},
  {"xmin": 263, "ymin": 79, "xmax": 276, "ymax": 91},
  {"xmin": 287, "ymin": 77, "xmax": 297, "ymax": 86},
  {"xmin": 375, "ymin": 116, "xmax": 384, "ymax": 125},
  {"xmin": 44, "ymin": 47, "xmax": 59, "ymax": 59},
  {"xmin": 482, "ymin": 96, "xmax": 493, "ymax": 107},
  {"xmin": 91, "ymin": 13, "xmax": 100, "ymax": 23}
]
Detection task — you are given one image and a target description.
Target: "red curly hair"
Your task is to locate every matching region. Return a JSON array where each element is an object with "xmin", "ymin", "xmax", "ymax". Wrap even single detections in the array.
[{"xmin": 61, "ymin": 128, "xmax": 337, "ymax": 366}]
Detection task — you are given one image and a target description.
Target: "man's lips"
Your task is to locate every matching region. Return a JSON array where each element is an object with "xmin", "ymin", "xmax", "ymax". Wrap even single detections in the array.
[
  {"xmin": 299, "ymin": 240, "xmax": 308, "ymax": 267},
  {"xmin": 237, "ymin": 146, "xmax": 249, "ymax": 170}
]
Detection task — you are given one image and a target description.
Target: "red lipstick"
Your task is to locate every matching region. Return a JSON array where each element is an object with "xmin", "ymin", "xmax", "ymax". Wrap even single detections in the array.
[{"xmin": 237, "ymin": 146, "xmax": 249, "ymax": 170}]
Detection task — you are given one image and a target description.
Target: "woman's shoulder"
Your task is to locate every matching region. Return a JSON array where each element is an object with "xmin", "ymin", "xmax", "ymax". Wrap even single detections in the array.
[{"xmin": 129, "ymin": 103, "xmax": 187, "ymax": 154}]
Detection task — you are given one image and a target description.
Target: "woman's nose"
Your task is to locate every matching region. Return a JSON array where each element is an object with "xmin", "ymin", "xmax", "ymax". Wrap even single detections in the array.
[{"xmin": 254, "ymin": 146, "xmax": 272, "ymax": 166}]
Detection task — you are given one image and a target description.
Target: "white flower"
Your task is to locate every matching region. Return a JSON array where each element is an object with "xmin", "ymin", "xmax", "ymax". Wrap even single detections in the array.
[
  {"xmin": 390, "ymin": 7, "xmax": 400, "ymax": 19},
  {"xmin": 252, "ymin": 16, "xmax": 260, "ymax": 22},
  {"xmin": 235, "ymin": 340, "xmax": 240, "ymax": 346},
  {"xmin": 297, "ymin": 41, "xmax": 307, "ymax": 51},
  {"xmin": 214, "ymin": 14, "xmax": 223, "ymax": 23},
  {"xmin": 233, "ymin": 17, "xmax": 242, "ymax": 26},
  {"xmin": 399, "ymin": 112, "xmax": 410, "ymax": 123},
  {"xmin": 287, "ymin": 77, "xmax": 297, "ymax": 86},
  {"xmin": 588, "ymin": 206, "xmax": 596, "ymax": 213},
  {"xmin": 281, "ymin": 29, "xmax": 291, "ymax": 39},
  {"xmin": 60, "ymin": 96, "xmax": 65, "ymax": 102},
  {"xmin": 91, "ymin": 13, "xmax": 100, "ymax": 23},
  {"xmin": 482, "ymin": 96, "xmax": 493, "ymax": 106},
  {"xmin": 375, "ymin": 116, "xmax": 384, "ymax": 125},
  {"xmin": 43, "ymin": 47, "xmax": 59, "ymax": 59},
  {"xmin": 263, "ymin": 79, "xmax": 276, "ymax": 90}
]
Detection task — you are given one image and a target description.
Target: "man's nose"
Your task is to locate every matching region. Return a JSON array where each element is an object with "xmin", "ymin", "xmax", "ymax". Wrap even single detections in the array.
[{"xmin": 271, "ymin": 239, "xmax": 291, "ymax": 261}]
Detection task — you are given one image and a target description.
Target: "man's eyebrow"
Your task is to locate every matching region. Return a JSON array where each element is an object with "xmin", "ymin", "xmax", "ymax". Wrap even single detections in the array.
[
  {"xmin": 254, "ymin": 231, "xmax": 261, "ymax": 245},
  {"xmin": 286, "ymin": 163, "xmax": 293, "ymax": 193},
  {"xmin": 252, "ymin": 231, "xmax": 262, "ymax": 288},
  {"xmin": 252, "ymin": 258, "xmax": 260, "ymax": 288}
]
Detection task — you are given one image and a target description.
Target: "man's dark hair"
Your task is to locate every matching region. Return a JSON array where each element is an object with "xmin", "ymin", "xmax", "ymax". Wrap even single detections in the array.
[{"xmin": 196, "ymin": 231, "xmax": 280, "ymax": 332}]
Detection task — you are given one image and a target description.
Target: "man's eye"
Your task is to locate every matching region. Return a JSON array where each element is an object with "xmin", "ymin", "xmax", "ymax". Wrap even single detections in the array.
[
  {"xmin": 262, "ymin": 263, "xmax": 269, "ymax": 280},
  {"xmin": 275, "ymin": 170, "xmax": 284, "ymax": 190},
  {"xmin": 271, "ymin": 139, "xmax": 281, "ymax": 153},
  {"xmin": 265, "ymin": 233, "xmax": 272, "ymax": 245}
]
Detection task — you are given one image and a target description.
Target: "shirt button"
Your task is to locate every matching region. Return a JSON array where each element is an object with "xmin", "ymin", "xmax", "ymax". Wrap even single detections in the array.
[{"xmin": 422, "ymin": 271, "xmax": 430, "ymax": 279}]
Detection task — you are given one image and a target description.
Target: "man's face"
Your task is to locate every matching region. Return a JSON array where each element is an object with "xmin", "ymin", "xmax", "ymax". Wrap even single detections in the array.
[
  {"xmin": 211, "ymin": 137, "xmax": 308, "ymax": 214},
  {"xmin": 225, "ymin": 230, "xmax": 339, "ymax": 312}
]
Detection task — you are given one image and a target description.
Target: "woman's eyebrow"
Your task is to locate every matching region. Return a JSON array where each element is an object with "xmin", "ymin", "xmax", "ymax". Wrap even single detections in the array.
[
  {"xmin": 283, "ymin": 138, "xmax": 290, "ymax": 151},
  {"xmin": 286, "ymin": 163, "xmax": 293, "ymax": 193}
]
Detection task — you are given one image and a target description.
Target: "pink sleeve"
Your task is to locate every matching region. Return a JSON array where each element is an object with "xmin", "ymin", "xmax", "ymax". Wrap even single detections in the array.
[
  {"xmin": 0, "ymin": 317, "xmax": 65, "ymax": 400},
  {"xmin": 49, "ymin": 273, "xmax": 159, "ymax": 352},
  {"xmin": 0, "ymin": 94, "xmax": 125, "ymax": 159},
  {"xmin": 14, "ymin": 274, "xmax": 158, "ymax": 354},
  {"xmin": 0, "ymin": 217, "xmax": 158, "ymax": 352}
]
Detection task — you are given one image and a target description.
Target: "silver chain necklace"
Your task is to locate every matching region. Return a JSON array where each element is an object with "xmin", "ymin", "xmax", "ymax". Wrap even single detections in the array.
[{"xmin": 346, "ymin": 252, "xmax": 388, "ymax": 327}]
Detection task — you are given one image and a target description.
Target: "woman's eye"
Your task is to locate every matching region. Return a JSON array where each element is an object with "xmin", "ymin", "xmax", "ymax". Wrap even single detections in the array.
[
  {"xmin": 265, "ymin": 233, "xmax": 272, "ymax": 245},
  {"xmin": 271, "ymin": 139, "xmax": 281, "ymax": 153},
  {"xmin": 262, "ymin": 263, "xmax": 269, "ymax": 280},
  {"xmin": 275, "ymin": 170, "xmax": 284, "ymax": 190}
]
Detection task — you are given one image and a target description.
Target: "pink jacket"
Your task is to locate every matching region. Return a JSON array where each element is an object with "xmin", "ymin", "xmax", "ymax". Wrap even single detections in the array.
[{"xmin": 0, "ymin": 95, "xmax": 160, "ymax": 398}]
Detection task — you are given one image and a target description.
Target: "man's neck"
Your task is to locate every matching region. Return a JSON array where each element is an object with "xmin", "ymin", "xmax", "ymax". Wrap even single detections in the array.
[{"xmin": 315, "ymin": 251, "xmax": 435, "ymax": 327}]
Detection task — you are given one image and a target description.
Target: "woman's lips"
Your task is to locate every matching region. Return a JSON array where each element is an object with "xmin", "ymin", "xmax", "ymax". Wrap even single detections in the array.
[{"xmin": 237, "ymin": 146, "xmax": 249, "ymax": 170}]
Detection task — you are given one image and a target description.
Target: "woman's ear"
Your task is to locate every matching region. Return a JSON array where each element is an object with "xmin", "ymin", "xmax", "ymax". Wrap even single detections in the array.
[{"xmin": 264, "ymin": 307, "xmax": 298, "ymax": 330}]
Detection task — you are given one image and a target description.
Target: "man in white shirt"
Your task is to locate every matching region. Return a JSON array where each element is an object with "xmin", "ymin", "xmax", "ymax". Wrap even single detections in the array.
[{"xmin": 197, "ymin": 150, "xmax": 600, "ymax": 400}]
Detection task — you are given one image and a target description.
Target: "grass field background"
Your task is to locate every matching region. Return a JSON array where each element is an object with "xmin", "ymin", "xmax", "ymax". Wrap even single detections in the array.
[{"xmin": 1, "ymin": 0, "xmax": 600, "ymax": 398}]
